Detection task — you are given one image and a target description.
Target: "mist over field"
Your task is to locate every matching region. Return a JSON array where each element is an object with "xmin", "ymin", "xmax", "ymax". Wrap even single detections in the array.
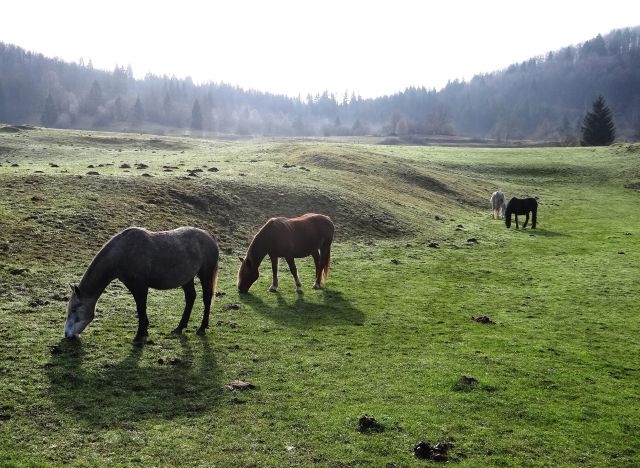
[{"xmin": 1, "ymin": 26, "xmax": 640, "ymax": 142}]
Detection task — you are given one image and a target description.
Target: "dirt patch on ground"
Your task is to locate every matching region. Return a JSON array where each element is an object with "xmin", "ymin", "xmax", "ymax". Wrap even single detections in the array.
[
  {"xmin": 472, "ymin": 315, "xmax": 495, "ymax": 324},
  {"xmin": 358, "ymin": 415, "xmax": 383, "ymax": 433},
  {"xmin": 414, "ymin": 440, "xmax": 452, "ymax": 461}
]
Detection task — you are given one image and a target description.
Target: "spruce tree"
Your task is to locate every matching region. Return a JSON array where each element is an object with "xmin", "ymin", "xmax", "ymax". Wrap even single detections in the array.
[
  {"xmin": 41, "ymin": 94, "xmax": 58, "ymax": 127},
  {"xmin": 132, "ymin": 97, "xmax": 144, "ymax": 123},
  {"xmin": 0, "ymin": 82, "xmax": 5, "ymax": 122},
  {"xmin": 191, "ymin": 99, "xmax": 203, "ymax": 130},
  {"xmin": 84, "ymin": 80, "xmax": 103, "ymax": 114},
  {"xmin": 580, "ymin": 95, "xmax": 616, "ymax": 146}
]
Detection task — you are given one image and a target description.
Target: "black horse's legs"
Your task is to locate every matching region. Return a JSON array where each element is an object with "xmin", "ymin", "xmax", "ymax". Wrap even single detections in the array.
[
  {"xmin": 197, "ymin": 271, "xmax": 213, "ymax": 336},
  {"xmin": 523, "ymin": 212, "xmax": 529, "ymax": 228},
  {"xmin": 515, "ymin": 215, "xmax": 519, "ymax": 229},
  {"xmin": 532, "ymin": 208, "xmax": 537, "ymax": 229},
  {"xmin": 173, "ymin": 279, "xmax": 196, "ymax": 334},
  {"xmin": 286, "ymin": 257, "xmax": 303, "ymax": 293},
  {"xmin": 268, "ymin": 255, "xmax": 279, "ymax": 292},
  {"xmin": 311, "ymin": 250, "xmax": 322, "ymax": 289},
  {"xmin": 128, "ymin": 285, "xmax": 149, "ymax": 343}
]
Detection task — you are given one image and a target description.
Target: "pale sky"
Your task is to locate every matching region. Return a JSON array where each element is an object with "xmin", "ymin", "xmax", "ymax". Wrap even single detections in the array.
[{"xmin": 1, "ymin": 1, "xmax": 638, "ymax": 98}]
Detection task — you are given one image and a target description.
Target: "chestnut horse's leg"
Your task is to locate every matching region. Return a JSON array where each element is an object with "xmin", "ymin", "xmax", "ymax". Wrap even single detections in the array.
[
  {"xmin": 197, "ymin": 271, "xmax": 213, "ymax": 336},
  {"xmin": 523, "ymin": 212, "xmax": 530, "ymax": 229},
  {"xmin": 268, "ymin": 255, "xmax": 279, "ymax": 292},
  {"xmin": 128, "ymin": 284, "xmax": 149, "ymax": 344},
  {"xmin": 285, "ymin": 257, "xmax": 303, "ymax": 293},
  {"xmin": 172, "ymin": 279, "xmax": 196, "ymax": 334},
  {"xmin": 311, "ymin": 250, "xmax": 322, "ymax": 289}
]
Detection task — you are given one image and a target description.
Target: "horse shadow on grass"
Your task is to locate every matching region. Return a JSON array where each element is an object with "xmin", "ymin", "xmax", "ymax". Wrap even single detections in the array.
[
  {"xmin": 523, "ymin": 228, "xmax": 569, "ymax": 238},
  {"xmin": 45, "ymin": 335, "xmax": 222, "ymax": 427},
  {"xmin": 239, "ymin": 288, "xmax": 366, "ymax": 328}
]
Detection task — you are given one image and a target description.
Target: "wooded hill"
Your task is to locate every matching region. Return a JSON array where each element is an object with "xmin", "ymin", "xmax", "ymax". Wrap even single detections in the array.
[{"xmin": 1, "ymin": 26, "xmax": 639, "ymax": 141}]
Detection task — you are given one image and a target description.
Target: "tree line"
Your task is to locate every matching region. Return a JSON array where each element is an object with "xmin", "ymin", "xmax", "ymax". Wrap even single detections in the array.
[{"xmin": 1, "ymin": 26, "xmax": 639, "ymax": 141}]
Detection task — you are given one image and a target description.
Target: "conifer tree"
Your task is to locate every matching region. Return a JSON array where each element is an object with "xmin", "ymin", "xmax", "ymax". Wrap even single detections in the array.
[
  {"xmin": 191, "ymin": 99, "xmax": 203, "ymax": 130},
  {"xmin": 41, "ymin": 94, "xmax": 58, "ymax": 127},
  {"xmin": 132, "ymin": 97, "xmax": 144, "ymax": 123},
  {"xmin": 580, "ymin": 95, "xmax": 616, "ymax": 146}
]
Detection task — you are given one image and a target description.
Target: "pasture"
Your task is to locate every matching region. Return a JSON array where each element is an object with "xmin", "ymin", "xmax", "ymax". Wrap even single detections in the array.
[{"xmin": 0, "ymin": 126, "xmax": 639, "ymax": 466}]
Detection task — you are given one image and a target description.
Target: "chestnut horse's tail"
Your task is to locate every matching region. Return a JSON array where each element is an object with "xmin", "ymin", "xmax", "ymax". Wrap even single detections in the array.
[{"xmin": 320, "ymin": 240, "xmax": 332, "ymax": 284}]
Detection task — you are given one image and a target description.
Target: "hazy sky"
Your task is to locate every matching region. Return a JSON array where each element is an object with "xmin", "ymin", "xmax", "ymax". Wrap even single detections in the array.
[{"xmin": 1, "ymin": 1, "xmax": 638, "ymax": 98}]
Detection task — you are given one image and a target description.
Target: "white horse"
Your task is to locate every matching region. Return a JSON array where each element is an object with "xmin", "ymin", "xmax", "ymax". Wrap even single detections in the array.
[{"xmin": 489, "ymin": 191, "xmax": 506, "ymax": 219}]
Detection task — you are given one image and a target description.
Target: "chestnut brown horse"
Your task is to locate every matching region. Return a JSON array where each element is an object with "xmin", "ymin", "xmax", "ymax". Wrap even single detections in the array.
[{"xmin": 237, "ymin": 213, "xmax": 334, "ymax": 293}]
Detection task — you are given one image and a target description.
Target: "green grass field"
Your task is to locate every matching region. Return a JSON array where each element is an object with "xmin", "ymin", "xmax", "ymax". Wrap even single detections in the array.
[{"xmin": 1, "ymin": 126, "xmax": 639, "ymax": 466}]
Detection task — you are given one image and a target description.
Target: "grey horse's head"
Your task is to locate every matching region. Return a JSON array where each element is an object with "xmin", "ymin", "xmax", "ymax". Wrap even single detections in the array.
[{"xmin": 64, "ymin": 284, "xmax": 96, "ymax": 339}]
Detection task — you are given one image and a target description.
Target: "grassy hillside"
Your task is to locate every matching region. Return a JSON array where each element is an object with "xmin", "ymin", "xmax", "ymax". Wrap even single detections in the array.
[{"xmin": 1, "ymin": 126, "xmax": 639, "ymax": 466}]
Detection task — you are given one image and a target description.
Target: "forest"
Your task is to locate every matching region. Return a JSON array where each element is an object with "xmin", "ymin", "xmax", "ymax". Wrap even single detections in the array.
[{"xmin": 1, "ymin": 26, "xmax": 639, "ymax": 141}]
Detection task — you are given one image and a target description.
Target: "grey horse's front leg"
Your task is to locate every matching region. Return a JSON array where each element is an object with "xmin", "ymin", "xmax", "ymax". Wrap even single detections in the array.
[{"xmin": 128, "ymin": 285, "xmax": 149, "ymax": 344}]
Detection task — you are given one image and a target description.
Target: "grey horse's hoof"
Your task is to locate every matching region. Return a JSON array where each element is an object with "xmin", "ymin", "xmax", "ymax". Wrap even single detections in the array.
[{"xmin": 296, "ymin": 287, "xmax": 303, "ymax": 294}]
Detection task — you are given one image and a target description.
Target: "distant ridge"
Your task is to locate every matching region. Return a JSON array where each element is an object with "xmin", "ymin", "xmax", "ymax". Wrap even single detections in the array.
[{"xmin": 1, "ymin": 26, "xmax": 639, "ymax": 140}]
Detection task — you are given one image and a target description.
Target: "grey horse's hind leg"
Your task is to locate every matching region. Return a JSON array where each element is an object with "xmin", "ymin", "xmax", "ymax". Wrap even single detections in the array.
[
  {"xmin": 173, "ymin": 279, "xmax": 196, "ymax": 334},
  {"xmin": 197, "ymin": 271, "xmax": 214, "ymax": 336}
]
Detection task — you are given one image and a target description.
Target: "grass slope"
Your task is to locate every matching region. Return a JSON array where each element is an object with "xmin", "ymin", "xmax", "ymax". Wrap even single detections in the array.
[{"xmin": 1, "ymin": 127, "xmax": 639, "ymax": 466}]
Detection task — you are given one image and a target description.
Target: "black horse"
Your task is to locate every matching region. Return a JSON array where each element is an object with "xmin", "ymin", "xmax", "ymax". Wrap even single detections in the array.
[{"xmin": 505, "ymin": 197, "xmax": 537, "ymax": 229}]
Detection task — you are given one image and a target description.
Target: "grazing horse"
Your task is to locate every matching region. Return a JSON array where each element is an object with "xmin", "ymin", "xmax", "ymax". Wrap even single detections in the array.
[
  {"xmin": 237, "ymin": 213, "xmax": 334, "ymax": 294},
  {"xmin": 64, "ymin": 227, "xmax": 219, "ymax": 343},
  {"xmin": 505, "ymin": 197, "xmax": 538, "ymax": 229},
  {"xmin": 489, "ymin": 191, "xmax": 506, "ymax": 219}
]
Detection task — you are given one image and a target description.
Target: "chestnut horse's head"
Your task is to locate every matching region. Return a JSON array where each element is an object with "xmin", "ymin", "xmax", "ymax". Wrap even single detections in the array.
[
  {"xmin": 237, "ymin": 256, "xmax": 259, "ymax": 293},
  {"xmin": 64, "ymin": 284, "xmax": 96, "ymax": 339}
]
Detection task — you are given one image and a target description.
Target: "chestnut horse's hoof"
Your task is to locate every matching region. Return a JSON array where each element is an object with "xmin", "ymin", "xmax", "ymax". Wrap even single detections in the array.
[{"xmin": 196, "ymin": 328, "xmax": 206, "ymax": 336}]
